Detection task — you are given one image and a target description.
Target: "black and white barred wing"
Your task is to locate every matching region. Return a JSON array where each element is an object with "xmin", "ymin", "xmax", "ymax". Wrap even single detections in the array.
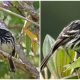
[
  {"xmin": 57, "ymin": 22, "xmax": 80, "ymax": 49},
  {"xmin": 0, "ymin": 29, "xmax": 15, "ymax": 54}
]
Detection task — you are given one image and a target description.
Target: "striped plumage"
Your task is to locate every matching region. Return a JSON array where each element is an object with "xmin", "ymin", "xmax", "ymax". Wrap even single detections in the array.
[
  {"xmin": 0, "ymin": 20, "xmax": 15, "ymax": 72},
  {"xmin": 41, "ymin": 20, "xmax": 80, "ymax": 71}
]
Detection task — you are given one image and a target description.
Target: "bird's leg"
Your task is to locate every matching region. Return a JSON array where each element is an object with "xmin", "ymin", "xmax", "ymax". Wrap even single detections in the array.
[
  {"xmin": 65, "ymin": 48, "xmax": 74, "ymax": 64},
  {"xmin": 8, "ymin": 55, "xmax": 15, "ymax": 72},
  {"xmin": 8, "ymin": 55, "xmax": 15, "ymax": 79}
]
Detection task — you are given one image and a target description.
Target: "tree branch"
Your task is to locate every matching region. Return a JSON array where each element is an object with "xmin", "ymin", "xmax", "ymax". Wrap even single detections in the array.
[
  {"xmin": 0, "ymin": 44, "xmax": 39, "ymax": 78},
  {"xmin": 0, "ymin": 7, "xmax": 39, "ymax": 27},
  {"xmin": 15, "ymin": 44, "xmax": 39, "ymax": 78},
  {"xmin": 18, "ymin": 1, "xmax": 39, "ymax": 21}
]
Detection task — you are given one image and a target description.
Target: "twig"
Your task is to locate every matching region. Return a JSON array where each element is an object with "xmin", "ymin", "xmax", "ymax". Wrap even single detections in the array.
[
  {"xmin": 18, "ymin": 1, "xmax": 39, "ymax": 20},
  {"xmin": 15, "ymin": 44, "xmax": 39, "ymax": 78},
  {"xmin": 0, "ymin": 7, "xmax": 39, "ymax": 27}
]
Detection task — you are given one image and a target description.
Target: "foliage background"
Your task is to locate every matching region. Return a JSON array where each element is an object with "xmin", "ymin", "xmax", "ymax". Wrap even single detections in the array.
[{"xmin": 0, "ymin": 1, "xmax": 39, "ymax": 79}]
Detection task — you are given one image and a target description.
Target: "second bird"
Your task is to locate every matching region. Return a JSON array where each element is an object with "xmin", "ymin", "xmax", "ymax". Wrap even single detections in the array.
[{"xmin": 41, "ymin": 20, "xmax": 80, "ymax": 71}]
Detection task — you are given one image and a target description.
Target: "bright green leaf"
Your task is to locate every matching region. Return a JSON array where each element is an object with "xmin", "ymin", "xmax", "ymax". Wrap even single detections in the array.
[{"xmin": 64, "ymin": 57, "xmax": 80, "ymax": 71}]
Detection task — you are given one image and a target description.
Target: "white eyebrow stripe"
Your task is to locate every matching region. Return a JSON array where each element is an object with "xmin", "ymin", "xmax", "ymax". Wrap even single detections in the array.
[
  {"xmin": 62, "ymin": 34, "xmax": 69, "ymax": 37},
  {"xmin": 67, "ymin": 30, "xmax": 79, "ymax": 33}
]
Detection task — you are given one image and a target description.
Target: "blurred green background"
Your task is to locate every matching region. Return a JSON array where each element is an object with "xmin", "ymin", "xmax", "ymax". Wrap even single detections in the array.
[
  {"xmin": 41, "ymin": 2, "xmax": 80, "ymax": 79},
  {"xmin": 41, "ymin": 1, "xmax": 80, "ymax": 42}
]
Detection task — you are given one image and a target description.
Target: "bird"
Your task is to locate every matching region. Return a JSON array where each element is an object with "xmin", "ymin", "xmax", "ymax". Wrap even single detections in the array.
[
  {"xmin": 0, "ymin": 19, "xmax": 15, "ymax": 72},
  {"xmin": 41, "ymin": 20, "xmax": 80, "ymax": 71}
]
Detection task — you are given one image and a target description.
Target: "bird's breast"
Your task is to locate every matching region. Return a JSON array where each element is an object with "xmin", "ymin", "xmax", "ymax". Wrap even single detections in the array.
[{"xmin": 0, "ymin": 41, "xmax": 14, "ymax": 54}]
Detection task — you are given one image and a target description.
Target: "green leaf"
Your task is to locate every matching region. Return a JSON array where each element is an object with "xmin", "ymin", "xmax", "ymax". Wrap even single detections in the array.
[
  {"xmin": 22, "ymin": 35, "xmax": 31, "ymax": 55},
  {"xmin": 42, "ymin": 34, "xmax": 76, "ymax": 78},
  {"xmin": 42, "ymin": 34, "xmax": 57, "ymax": 78},
  {"xmin": 64, "ymin": 57, "xmax": 80, "ymax": 71},
  {"xmin": 53, "ymin": 48, "xmax": 75, "ymax": 78},
  {"xmin": 63, "ymin": 75, "xmax": 78, "ymax": 79}
]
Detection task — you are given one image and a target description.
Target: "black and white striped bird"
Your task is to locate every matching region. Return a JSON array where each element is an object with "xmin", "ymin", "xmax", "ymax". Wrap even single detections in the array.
[
  {"xmin": 41, "ymin": 20, "xmax": 80, "ymax": 71},
  {"xmin": 0, "ymin": 19, "xmax": 15, "ymax": 72}
]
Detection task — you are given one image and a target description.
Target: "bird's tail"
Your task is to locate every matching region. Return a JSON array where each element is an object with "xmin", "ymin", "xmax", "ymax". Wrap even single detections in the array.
[
  {"xmin": 40, "ymin": 49, "xmax": 55, "ymax": 71},
  {"xmin": 40, "ymin": 39, "xmax": 63, "ymax": 71},
  {"xmin": 8, "ymin": 57, "xmax": 15, "ymax": 72}
]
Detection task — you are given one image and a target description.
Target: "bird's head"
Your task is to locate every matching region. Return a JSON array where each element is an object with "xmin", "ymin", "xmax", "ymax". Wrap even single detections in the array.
[
  {"xmin": 69, "ymin": 20, "xmax": 80, "ymax": 30},
  {"xmin": 0, "ymin": 19, "xmax": 9, "ymax": 31}
]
